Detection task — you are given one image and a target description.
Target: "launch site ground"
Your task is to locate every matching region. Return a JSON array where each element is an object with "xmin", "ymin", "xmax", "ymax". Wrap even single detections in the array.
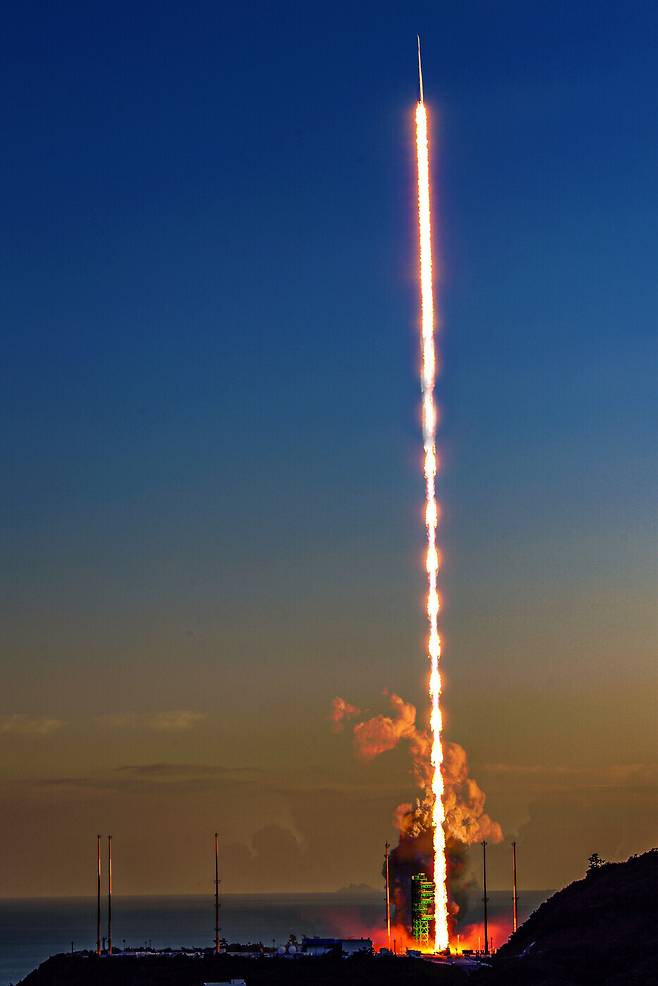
[{"xmin": 17, "ymin": 852, "xmax": 658, "ymax": 986}]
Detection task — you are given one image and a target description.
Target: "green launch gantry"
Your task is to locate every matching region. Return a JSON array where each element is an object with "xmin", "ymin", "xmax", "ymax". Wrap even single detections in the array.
[{"xmin": 410, "ymin": 872, "xmax": 435, "ymax": 947}]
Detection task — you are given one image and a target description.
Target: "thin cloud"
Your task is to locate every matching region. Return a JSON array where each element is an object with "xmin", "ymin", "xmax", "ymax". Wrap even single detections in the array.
[
  {"xmin": 97, "ymin": 710, "xmax": 207, "ymax": 732},
  {"xmin": 483, "ymin": 762, "xmax": 658, "ymax": 788},
  {"xmin": 0, "ymin": 714, "xmax": 66, "ymax": 736},
  {"xmin": 484, "ymin": 763, "xmax": 577, "ymax": 776},
  {"xmin": 115, "ymin": 763, "xmax": 263, "ymax": 781},
  {"xmin": 2, "ymin": 762, "xmax": 266, "ymax": 800}
]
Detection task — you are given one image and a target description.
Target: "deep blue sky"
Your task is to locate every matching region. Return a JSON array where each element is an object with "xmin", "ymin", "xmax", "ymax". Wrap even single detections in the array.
[{"xmin": 0, "ymin": 1, "xmax": 656, "ymax": 894}]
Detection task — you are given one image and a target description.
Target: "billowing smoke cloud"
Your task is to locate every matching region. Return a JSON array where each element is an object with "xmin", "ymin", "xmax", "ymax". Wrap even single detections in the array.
[
  {"xmin": 394, "ymin": 740, "xmax": 503, "ymax": 847},
  {"xmin": 330, "ymin": 697, "xmax": 361, "ymax": 733},
  {"xmin": 331, "ymin": 692, "xmax": 503, "ymax": 933},
  {"xmin": 335, "ymin": 692, "xmax": 501, "ymax": 845},
  {"xmin": 352, "ymin": 693, "xmax": 430, "ymax": 793},
  {"xmin": 443, "ymin": 742, "xmax": 503, "ymax": 845},
  {"xmin": 352, "ymin": 692, "xmax": 416, "ymax": 757}
]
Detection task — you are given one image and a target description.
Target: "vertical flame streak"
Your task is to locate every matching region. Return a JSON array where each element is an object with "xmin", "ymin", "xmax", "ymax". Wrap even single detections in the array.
[{"xmin": 415, "ymin": 101, "xmax": 449, "ymax": 951}]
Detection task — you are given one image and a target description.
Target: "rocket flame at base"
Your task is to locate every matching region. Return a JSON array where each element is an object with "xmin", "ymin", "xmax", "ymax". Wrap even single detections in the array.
[{"xmin": 415, "ymin": 94, "xmax": 449, "ymax": 950}]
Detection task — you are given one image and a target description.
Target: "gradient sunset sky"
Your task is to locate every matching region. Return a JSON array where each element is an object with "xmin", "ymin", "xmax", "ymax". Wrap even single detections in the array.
[{"xmin": 1, "ymin": 0, "xmax": 656, "ymax": 898}]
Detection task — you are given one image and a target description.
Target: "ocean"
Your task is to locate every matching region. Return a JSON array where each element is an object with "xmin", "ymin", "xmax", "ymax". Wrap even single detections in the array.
[{"xmin": 0, "ymin": 890, "xmax": 551, "ymax": 985}]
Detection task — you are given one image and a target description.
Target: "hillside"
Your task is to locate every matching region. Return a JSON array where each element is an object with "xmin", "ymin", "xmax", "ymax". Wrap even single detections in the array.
[{"xmin": 482, "ymin": 849, "xmax": 658, "ymax": 985}]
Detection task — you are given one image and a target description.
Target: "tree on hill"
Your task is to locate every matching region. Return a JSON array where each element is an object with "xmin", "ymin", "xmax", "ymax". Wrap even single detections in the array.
[{"xmin": 586, "ymin": 852, "xmax": 606, "ymax": 873}]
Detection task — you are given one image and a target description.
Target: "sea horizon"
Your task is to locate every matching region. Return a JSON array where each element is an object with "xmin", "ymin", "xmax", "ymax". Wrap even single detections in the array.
[
  {"xmin": 0, "ymin": 889, "xmax": 553, "ymax": 986},
  {"xmin": 0, "ymin": 887, "xmax": 555, "ymax": 901}
]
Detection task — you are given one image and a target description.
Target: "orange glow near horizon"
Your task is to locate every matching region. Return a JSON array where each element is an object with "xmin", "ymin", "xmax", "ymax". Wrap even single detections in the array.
[
  {"xmin": 415, "ymin": 99, "xmax": 449, "ymax": 952},
  {"xmin": 452, "ymin": 917, "xmax": 511, "ymax": 955}
]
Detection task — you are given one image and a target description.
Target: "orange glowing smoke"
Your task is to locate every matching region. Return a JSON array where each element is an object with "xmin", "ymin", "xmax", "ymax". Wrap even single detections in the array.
[
  {"xmin": 415, "ymin": 93, "xmax": 449, "ymax": 950},
  {"xmin": 330, "ymin": 696, "xmax": 361, "ymax": 732},
  {"xmin": 453, "ymin": 917, "xmax": 512, "ymax": 955}
]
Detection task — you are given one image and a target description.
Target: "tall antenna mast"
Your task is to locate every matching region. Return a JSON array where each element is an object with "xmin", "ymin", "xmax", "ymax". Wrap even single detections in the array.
[
  {"xmin": 214, "ymin": 833, "xmax": 221, "ymax": 954},
  {"xmin": 512, "ymin": 841, "xmax": 518, "ymax": 933},
  {"xmin": 482, "ymin": 841, "xmax": 489, "ymax": 955},
  {"xmin": 107, "ymin": 835, "xmax": 113, "ymax": 955},
  {"xmin": 384, "ymin": 842, "xmax": 391, "ymax": 947},
  {"xmin": 96, "ymin": 835, "xmax": 102, "ymax": 956}
]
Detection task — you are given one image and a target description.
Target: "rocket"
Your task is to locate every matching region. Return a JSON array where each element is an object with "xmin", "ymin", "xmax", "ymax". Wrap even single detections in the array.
[{"xmin": 417, "ymin": 34, "xmax": 424, "ymax": 104}]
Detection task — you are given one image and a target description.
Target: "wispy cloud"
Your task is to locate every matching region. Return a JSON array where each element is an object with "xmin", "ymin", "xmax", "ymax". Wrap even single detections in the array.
[
  {"xmin": 483, "ymin": 761, "xmax": 658, "ymax": 788},
  {"xmin": 484, "ymin": 763, "xmax": 577, "ymax": 777},
  {"xmin": 97, "ymin": 710, "xmax": 207, "ymax": 732},
  {"xmin": 115, "ymin": 763, "xmax": 262, "ymax": 781},
  {"xmin": 4, "ymin": 762, "xmax": 264, "ymax": 800},
  {"xmin": 0, "ymin": 714, "xmax": 66, "ymax": 736}
]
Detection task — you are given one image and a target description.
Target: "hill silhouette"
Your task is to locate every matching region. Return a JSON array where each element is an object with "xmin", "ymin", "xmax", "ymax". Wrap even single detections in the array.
[{"xmin": 481, "ymin": 848, "xmax": 658, "ymax": 985}]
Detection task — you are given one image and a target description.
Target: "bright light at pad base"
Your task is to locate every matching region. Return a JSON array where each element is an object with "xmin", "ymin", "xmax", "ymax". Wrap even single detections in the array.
[{"xmin": 415, "ymin": 100, "xmax": 450, "ymax": 952}]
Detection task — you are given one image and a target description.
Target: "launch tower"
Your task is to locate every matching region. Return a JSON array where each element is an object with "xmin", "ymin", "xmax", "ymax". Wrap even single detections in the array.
[{"xmin": 411, "ymin": 872, "xmax": 435, "ymax": 947}]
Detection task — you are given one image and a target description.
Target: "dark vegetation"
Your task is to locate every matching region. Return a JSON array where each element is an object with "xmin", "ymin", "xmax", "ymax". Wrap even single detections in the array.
[
  {"xmin": 18, "ymin": 851, "xmax": 658, "ymax": 986},
  {"xmin": 479, "ymin": 848, "xmax": 658, "ymax": 985}
]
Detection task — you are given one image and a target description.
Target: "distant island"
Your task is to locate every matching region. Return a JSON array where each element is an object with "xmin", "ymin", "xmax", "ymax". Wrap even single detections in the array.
[{"xmin": 335, "ymin": 882, "xmax": 380, "ymax": 895}]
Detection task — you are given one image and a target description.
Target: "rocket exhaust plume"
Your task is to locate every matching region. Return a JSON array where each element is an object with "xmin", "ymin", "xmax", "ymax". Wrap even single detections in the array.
[
  {"xmin": 331, "ymin": 42, "xmax": 503, "ymax": 950},
  {"xmin": 332, "ymin": 693, "xmax": 503, "ymax": 939},
  {"xmin": 415, "ymin": 36, "xmax": 449, "ymax": 951}
]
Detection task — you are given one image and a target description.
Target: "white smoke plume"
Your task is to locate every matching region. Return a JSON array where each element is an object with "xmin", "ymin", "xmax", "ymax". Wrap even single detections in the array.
[
  {"xmin": 351, "ymin": 692, "xmax": 431, "ymax": 791},
  {"xmin": 332, "ymin": 692, "xmax": 503, "ymax": 845}
]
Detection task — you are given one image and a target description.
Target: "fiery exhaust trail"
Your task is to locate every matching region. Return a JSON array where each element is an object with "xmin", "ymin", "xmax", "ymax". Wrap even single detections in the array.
[{"xmin": 415, "ymin": 37, "xmax": 449, "ymax": 952}]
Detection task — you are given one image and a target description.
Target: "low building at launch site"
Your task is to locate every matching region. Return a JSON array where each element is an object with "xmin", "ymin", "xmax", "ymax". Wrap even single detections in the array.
[
  {"xmin": 410, "ymin": 872, "xmax": 435, "ymax": 947},
  {"xmin": 203, "ymin": 981, "xmax": 247, "ymax": 986},
  {"xmin": 301, "ymin": 937, "xmax": 373, "ymax": 957}
]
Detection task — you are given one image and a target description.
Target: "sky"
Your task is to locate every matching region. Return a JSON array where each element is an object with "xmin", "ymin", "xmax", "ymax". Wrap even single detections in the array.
[{"xmin": 0, "ymin": 0, "xmax": 656, "ymax": 900}]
